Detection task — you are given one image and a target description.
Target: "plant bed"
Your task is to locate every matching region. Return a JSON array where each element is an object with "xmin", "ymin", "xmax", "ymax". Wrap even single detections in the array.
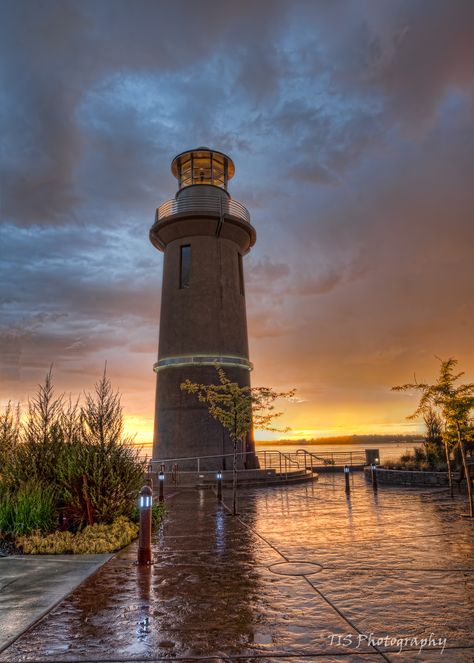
[
  {"xmin": 16, "ymin": 516, "xmax": 139, "ymax": 554},
  {"xmin": 364, "ymin": 466, "xmax": 451, "ymax": 486},
  {"xmin": 0, "ymin": 369, "xmax": 166, "ymax": 555}
]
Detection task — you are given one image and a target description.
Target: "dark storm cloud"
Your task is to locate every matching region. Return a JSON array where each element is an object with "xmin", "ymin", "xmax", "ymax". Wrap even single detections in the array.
[{"xmin": 1, "ymin": 0, "xmax": 473, "ymax": 434}]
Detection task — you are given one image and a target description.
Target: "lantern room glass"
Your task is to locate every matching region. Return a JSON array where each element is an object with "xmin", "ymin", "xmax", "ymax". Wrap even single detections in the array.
[{"xmin": 172, "ymin": 149, "xmax": 233, "ymax": 191}]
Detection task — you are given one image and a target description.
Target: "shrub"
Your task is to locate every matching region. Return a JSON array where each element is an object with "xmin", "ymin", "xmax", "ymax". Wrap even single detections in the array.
[
  {"xmin": 17, "ymin": 516, "xmax": 139, "ymax": 554},
  {"xmin": 0, "ymin": 402, "xmax": 20, "ymax": 470},
  {"xmin": 384, "ymin": 445, "xmax": 449, "ymax": 472},
  {"xmin": 130, "ymin": 502, "xmax": 166, "ymax": 530},
  {"xmin": 56, "ymin": 436, "xmax": 144, "ymax": 528},
  {"xmin": 0, "ymin": 482, "xmax": 56, "ymax": 537},
  {"xmin": 413, "ymin": 446, "xmax": 426, "ymax": 465},
  {"xmin": 1, "ymin": 369, "xmax": 145, "ymax": 533}
]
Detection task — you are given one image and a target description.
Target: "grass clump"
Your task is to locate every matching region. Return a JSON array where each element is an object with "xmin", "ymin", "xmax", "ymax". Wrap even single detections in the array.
[
  {"xmin": 130, "ymin": 501, "xmax": 166, "ymax": 531},
  {"xmin": 17, "ymin": 516, "xmax": 139, "ymax": 554},
  {"xmin": 0, "ymin": 482, "xmax": 56, "ymax": 537}
]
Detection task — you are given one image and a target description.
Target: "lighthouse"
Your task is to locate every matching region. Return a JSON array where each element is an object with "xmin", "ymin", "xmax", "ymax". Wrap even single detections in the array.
[{"xmin": 150, "ymin": 148, "xmax": 257, "ymax": 470}]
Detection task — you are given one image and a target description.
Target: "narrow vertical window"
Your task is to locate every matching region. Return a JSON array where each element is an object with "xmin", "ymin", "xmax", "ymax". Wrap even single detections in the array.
[
  {"xmin": 180, "ymin": 245, "xmax": 191, "ymax": 288},
  {"xmin": 238, "ymin": 252, "xmax": 245, "ymax": 296}
]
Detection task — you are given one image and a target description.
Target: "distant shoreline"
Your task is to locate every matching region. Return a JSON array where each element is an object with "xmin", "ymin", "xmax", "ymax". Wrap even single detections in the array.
[
  {"xmin": 136, "ymin": 436, "xmax": 421, "ymax": 448},
  {"xmin": 255, "ymin": 436, "xmax": 422, "ymax": 447}
]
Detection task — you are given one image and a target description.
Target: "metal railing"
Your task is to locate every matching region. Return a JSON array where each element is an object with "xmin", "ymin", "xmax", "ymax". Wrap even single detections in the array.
[
  {"xmin": 295, "ymin": 449, "xmax": 367, "ymax": 468},
  {"xmin": 256, "ymin": 450, "xmax": 307, "ymax": 477},
  {"xmin": 155, "ymin": 194, "xmax": 251, "ymax": 224},
  {"xmin": 148, "ymin": 448, "xmax": 372, "ymax": 480},
  {"xmin": 149, "ymin": 449, "xmax": 313, "ymax": 479},
  {"xmin": 149, "ymin": 451, "xmax": 252, "ymax": 474}
]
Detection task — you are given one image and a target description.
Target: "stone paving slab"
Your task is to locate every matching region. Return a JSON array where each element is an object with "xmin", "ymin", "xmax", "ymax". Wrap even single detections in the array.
[
  {"xmin": 1, "ymin": 474, "xmax": 473, "ymax": 662},
  {"xmin": 0, "ymin": 554, "xmax": 111, "ymax": 653}
]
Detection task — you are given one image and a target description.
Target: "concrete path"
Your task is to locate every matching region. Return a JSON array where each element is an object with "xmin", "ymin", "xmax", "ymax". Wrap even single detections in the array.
[
  {"xmin": 1, "ymin": 475, "xmax": 473, "ymax": 661},
  {"xmin": 0, "ymin": 554, "xmax": 111, "ymax": 653}
]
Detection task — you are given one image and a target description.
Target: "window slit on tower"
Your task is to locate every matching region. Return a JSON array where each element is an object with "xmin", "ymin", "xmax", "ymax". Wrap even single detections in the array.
[
  {"xmin": 238, "ymin": 252, "xmax": 245, "ymax": 296},
  {"xmin": 179, "ymin": 245, "xmax": 191, "ymax": 289}
]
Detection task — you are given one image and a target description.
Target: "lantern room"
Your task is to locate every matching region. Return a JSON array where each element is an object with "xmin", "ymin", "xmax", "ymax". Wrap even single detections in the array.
[{"xmin": 171, "ymin": 147, "xmax": 235, "ymax": 191}]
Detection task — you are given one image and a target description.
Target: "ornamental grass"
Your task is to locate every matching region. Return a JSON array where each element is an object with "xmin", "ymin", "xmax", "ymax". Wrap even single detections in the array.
[{"xmin": 17, "ymin": 516, "xmax": 139, "ymax": 554}]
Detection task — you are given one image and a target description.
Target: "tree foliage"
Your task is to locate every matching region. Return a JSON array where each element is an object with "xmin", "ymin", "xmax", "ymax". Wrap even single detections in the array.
[
  {"xmin": 181, "ymin": 367, "xmax": 295, "ymax": 514},
  {"xmin": 393, "ymin": 358, "xmax": 474, "ymax": 515}
]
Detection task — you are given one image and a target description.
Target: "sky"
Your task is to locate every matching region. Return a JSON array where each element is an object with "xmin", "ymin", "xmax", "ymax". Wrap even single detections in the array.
[{"xmin": 1, "ymin": 0, "xmax": 474, "ymax": 443}]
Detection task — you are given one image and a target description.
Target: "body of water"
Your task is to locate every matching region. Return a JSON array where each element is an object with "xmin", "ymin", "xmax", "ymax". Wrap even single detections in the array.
[{"xmin": 137, "ymin": 440, "xmax": 420, "ymax": 463}]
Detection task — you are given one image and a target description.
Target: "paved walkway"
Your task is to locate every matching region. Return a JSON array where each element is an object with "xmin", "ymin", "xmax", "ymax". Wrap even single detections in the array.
[
  {"xmin": 0, "ymin": 554, "xmax": 111, "ymax": 653},
  {"xmin": 1, "ymin": 475, "xmax": 473, "ymax": 661}
]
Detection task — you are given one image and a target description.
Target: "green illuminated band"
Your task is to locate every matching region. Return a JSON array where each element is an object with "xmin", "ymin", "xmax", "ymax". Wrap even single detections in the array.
[{"xmin": 153, "ymin": 355, "xmax": 253, "ymax": 372}]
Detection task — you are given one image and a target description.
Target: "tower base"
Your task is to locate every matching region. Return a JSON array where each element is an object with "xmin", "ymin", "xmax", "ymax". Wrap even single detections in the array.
[{"xmin": 152, "ymin": 365, "xmax": 258, "ymax": 471}]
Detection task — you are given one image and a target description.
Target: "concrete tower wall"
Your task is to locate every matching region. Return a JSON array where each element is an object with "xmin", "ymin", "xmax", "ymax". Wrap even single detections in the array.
[
  {"xmin": 151, "ymin": 175, "xmax": 257, "ymax": 470},
  {"xmin": 158, "ymin": 234, "xmax": 249, "ymax": 358},
  {"xmin": 153, "ymin": 365, "xmax": 253, "ymax": 470}
]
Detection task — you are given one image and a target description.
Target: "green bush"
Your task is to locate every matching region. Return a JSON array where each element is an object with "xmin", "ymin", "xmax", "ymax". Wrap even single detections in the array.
[
  {"xmin": 130, "ymin": 501, "xmax": 166, "ymax": 530},
  {"xmin": 0, "ymin": 482, "xmax": 56, "ymax": 537},
  {"xmin": 0, "ymin": 368, "xmax": 146, "ymax": 543},
  {"xmin": 56, "ymin": 437, "xmax": 144, "ymax": 528},
  {"xmin": 385, "ymin": 446, "xmax": 448, "ymax": 472},
  {"xmin": 17, "ymin": 516, "xmax": 138, "ymax": 554},
  {"xmin": 0, "ymin": 402, "xmax": 20, "ymax": 470}
]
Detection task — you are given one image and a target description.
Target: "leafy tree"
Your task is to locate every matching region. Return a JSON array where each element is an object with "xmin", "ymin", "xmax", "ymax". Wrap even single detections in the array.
[
  {"xmin": 423, "ymin": 407, "xmax": 443, "ymax": 449},
  {"xmin": 393, "ymin": 358, "xmax": 474, "ymax": 516},
  {"xmin": 422, "ymin": 406, "xmax": 450, "ymax": 475},
  {"xmin": 181, "ymin": 367, "xmax": 295, "ymax": 515}
]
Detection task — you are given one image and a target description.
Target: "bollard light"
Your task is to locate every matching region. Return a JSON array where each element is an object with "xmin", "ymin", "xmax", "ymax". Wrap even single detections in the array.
[
  {"xmin": 139, "ymin": 491, "xmax": 152, "ymax": 509},
  {"xmin": 158, "ymin": 470, "xmax": 164, "ymax": 503},
  {"xmin": 344, "ymin": 465, "xmax": 350, "ymax": 494},
  {"xmin": 216, "ymin": 470, "xmax": 223, "ymax": 501},
  {"xmin": 371, "ymin": 462, "xmax": 378, "ymax": 491},
  {"xmin": 137, "ymin": 485, "xmax": 153, "ymax": 565}
]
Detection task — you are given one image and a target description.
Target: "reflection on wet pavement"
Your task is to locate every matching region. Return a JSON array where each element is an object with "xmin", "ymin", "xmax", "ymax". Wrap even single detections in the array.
[{"xmin": 1, "ymin": 474, "xmax": 473, "ymax": 662}]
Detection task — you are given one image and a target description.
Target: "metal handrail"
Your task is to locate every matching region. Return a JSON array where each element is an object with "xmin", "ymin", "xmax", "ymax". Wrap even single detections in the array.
[
  {"xmin": 156, "ymin": 194, "xmax": 251, "ymax": 224},
  {"xmin": 149, "ymin": 449, "xmax": 306, "ymax": 476},
  {"xmin": 295, "ymin": 449, "xmax": 367, "ymax": 467},
  {"xmin": 256, "ymin": 450, "xmax": 314, "ymax": 479}
]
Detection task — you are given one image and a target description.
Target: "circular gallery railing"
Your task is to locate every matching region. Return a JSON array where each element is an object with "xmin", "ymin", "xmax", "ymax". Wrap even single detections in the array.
[
  {"xmin": 154, "ymin": 355, "xmax": 253, "ymax": 372},
  {"xmin": 156, "ymin": 194, "xmax": 250, "ymax": 225}
]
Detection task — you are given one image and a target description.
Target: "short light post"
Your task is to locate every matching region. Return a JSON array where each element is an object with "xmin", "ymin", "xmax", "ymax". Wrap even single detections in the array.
[
  {"xmin": 158, "ymin": 470, "xmax": 165, "ymax": 503},
  {"xmin": 371, "ymin": 462, "xmax": 378, "ymax": 491},
  {"xmin": 344, "ymin": 465, "xmax": 350, "ymax": 494},
  {"xmin": 137, "ymin": 485, "xmax": 153, "ymax": 565},
  {"xmin": 216, "ymin": 470, "xmax": 222, "ymax": 501}
]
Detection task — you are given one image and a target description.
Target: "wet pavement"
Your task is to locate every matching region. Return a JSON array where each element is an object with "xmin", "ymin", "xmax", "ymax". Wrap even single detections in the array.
[
  {"xmin": 1, "ymin": 474, "xmax": 473, "ymax": 662},
  {"xmin": 0, "ymin": 554, "xmax": 111, "ymax": 653}
]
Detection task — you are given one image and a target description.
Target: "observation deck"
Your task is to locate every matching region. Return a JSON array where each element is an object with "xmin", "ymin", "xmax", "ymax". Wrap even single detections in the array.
[{"xmin": 155, "ymin": 192, "xmax": 251, "ymax": 225}]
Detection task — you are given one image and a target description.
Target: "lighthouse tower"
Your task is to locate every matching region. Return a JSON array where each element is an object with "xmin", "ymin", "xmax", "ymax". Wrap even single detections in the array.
[{"xmin": 150, "ymin": 148, "xmax": 257, "ymax": 470}]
